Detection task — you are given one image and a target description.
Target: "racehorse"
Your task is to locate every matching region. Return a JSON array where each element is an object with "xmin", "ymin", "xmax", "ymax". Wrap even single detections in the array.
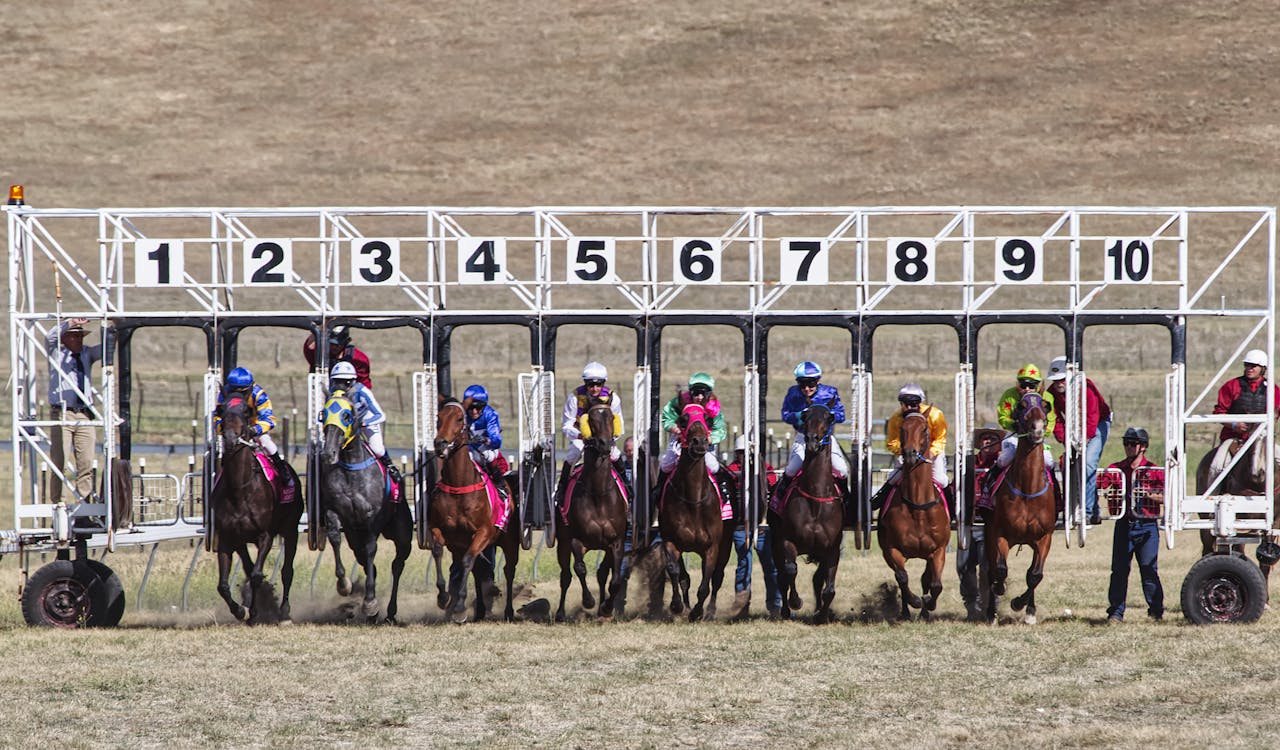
[
  {"xmin": 984, "ymin": 391, "xmax": 1056, "ymax": 624},
  {"xmin": 555, "ymin": 401, "xmax": 628, "ymax": 622},
  {"xmin": 1196, "ymin": 434, "xmax": 1280, "ymax": 590},
  {"xmin": 211, "ymin": 393, "xmax": 302, "ymax": 624},
  {"xmin": 656, "ymin": 403, "xmax": 733, "ymax": 621},
  {"xmin": 769, "ymin": 403, "xmax": 844, "ymax": 623},
  {"xmin": 876, "ymin": 407, "xmax": 951, "ymax": 620},
  {"xmin": 429, "ymin": 397, "xmax": 521, "ymax": 622},
  {"xmin": 319, "ymin": 390, "xmax": 414, "ymax": 623}
]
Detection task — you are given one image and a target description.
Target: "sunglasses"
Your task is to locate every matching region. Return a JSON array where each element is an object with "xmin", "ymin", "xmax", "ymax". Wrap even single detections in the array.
[
  {"xmin": 584, "ymin": 379, "xmax": 605, "ymax": 387},
  {"xmin": 900, "ymin": 397, "xmax": 921, "ymax": 407},
  {"xmin": 797, "ymin": 378, "xmax": 820, "ymax": 388},
  {"xmin": 690, "ymin": 386, "xmax": 711, "ymax": 396},
  {"xmin": 1018, "ymin": 379, "xmax": 1039, "ymax": 388},
  {"xmin": 1122, "ymin": 440, "xmax": 1145, "ymax": 447}
]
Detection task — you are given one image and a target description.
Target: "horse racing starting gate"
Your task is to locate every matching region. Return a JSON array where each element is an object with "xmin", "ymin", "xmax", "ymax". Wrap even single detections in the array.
[{"xmin": 5, "ymin": 189, "xmax": 1275, "ymax": 625}]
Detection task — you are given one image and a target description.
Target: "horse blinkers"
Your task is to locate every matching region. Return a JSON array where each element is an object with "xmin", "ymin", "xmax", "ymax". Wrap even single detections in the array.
[{"xmin": 323, "ymin": 395, "xmax": 358, "ymax": 448}]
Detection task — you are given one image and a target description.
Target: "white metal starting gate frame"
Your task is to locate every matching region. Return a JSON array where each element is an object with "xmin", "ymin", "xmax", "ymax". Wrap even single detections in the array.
[{"xmin": 6, "ymin": 202, "xmax": 1275, "ymax": 602}]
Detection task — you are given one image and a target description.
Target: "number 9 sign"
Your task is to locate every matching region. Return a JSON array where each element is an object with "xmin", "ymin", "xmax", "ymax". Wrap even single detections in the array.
[{"xmin": 994, "ymin": 237, "xmax": 1043, "ymax": 284}]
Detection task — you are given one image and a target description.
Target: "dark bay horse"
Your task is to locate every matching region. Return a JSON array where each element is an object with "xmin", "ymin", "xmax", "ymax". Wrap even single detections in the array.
[
  {"xmin": 212, "ymin": 393, "xmax": 302, "ymax": 624},
  {"xmin": 985, "ymin": 391, "xmax": 1055, "ymax": 624},
  {"xmin": 556, "ymin": 401, "xmax": 628, "ymax": 622},
  {"xmin": 769, "ymin": 403, "xmax": 843, "ymax": 623},
  {"xmin": 319, "ymin": 390, "xmax": 414, "ymax": 623},
  {"xmin": 877, "ymin": 408, "xmax": 950, "ymax": 621},
  {"xmin": 1196, "ymin": 434, "xmax": 1280, "ymax": 592},
  {"xmin": 656, "ymin": 403, "xmax": 732, "ymax": 621},
  {"xmin": 429, "ymin": 397, "xmax": 521, "ymax": 622}
]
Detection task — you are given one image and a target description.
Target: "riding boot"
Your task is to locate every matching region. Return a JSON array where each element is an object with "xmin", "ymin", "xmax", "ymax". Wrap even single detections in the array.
[
  {"xmin": 715, "ymin": 468, "xmax": 736, "ymax": 520},
  {"xmin": 270, "ymin": 452, "xmax": 291, "ymax": 478},
  {"xmin": 378, "ymin": 453, "xmax": 403, "ymax": 485},
  {"xmin": 773, "ymin": 472, "xmax": 794, "ymax": 503},
  {"xmin": 554, "ymin": 461, "xmax": 574, "ymax": 508},
  {"xmin": 611, "ymin": 456, "xmax": 630, "ymax": 492},
  {"xmin": 870, "ymin": 482, "xmax": 890, "ymax": 512},
  {"xmin": 943, "ymin": 484, "xmax": 957, "ymax": 521},
  {"xmin": 649, "ymin": 469, "xmax": 670, "ymax": 513}
]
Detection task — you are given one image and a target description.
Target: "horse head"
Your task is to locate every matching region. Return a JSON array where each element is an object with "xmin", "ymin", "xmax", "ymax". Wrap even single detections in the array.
[
  {"xmin": 802, "ymin": 403, "xmax": 835, "ymax": 455},
  {"xmin": 433, "ymin": 399, "xmax": 468, "ymax": 461},
  {"xmin": 583, "ymin": 402, "xmax": 616, "ymax": 457},
  {"xmin": 219, "ymin": 392, "xmax": 259, "ymax": 453},
  {"xmin": 321, "ymin": 392, "xmax": 360, "ymax": 464},
  {"xmin": 899, "ymin": 410, "xmax": 929, "ymax": 468},
  {"xmin": 680, "ymin": 403, "xmax": 710, "ymax": 458},
  {"xmin": 1014, "ymin": 392, "xmax": 1047, "ymax": 445}
]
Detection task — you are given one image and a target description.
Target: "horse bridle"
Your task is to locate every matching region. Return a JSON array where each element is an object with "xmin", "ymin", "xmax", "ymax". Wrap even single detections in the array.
[
  {"xmin": 900, "ymin": 409, "xmax": 932, "ymax": 467},
  {"xmin": 221, "ymin": 397, "xmax": 258, "ymax": 453},
  {"xmin": 803, "ymin": 403, "xmax": 835, "ymax": 447},
  {"xmin": 583, "ymin": 403, "xmax": 616, "ymax": 453},
  {"xmin": 435, "ymin": 400, "xmax": 467, "ymax": 460}
]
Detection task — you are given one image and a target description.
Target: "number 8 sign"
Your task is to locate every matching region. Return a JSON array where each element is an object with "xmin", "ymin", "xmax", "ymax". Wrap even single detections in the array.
[{"xmin": 886, "ymin": 238, "xmax": 935, "ymax": 284}]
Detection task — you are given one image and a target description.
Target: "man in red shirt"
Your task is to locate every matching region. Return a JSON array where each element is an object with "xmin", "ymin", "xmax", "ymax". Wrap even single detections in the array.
[
  {"xmin": 303, "ymin": 325, "xmax": 372, "ymax": 389},
  {"xmin": 1208, "ymin": 348, "xmax": 1280, "ymax": 481},
  {"xmin": 1098, "ymin": 427, "xmax": 1164, "ymax": 622},
  {"xmin": 728, "ymin": 436, "xmax": 780, "ymax": 616},
  {"xmin": 1044, "ymin": 356, "xmax": 1112, "ymax": 525}
]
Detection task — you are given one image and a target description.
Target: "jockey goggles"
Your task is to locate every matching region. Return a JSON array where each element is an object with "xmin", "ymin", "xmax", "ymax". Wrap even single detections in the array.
[
  {"xmin": 899, "ymin": 395, "xmax": 922, "ymax": 407},
  {"xmin": 690, "ymin": 384, "xmax": 711, "ymax": 396},
  {"xmin": 584, "ymin": 378, "xmax": 606, "ymax": 387},
  {"xmin": 1017, "ymin": 378, "xmax": 1039, "ymax": 389},
  {"xmin": 797, "ymin": 377, "xmax": 820, "ymax": 388}
]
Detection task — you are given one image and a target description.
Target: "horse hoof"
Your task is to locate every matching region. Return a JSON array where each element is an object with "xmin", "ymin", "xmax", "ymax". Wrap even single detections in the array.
[
  {"xmin": 688, "ymin": 608, "xmax": 703, "ymax": 623},
  {"xmin": 437, "ymin": 594, "xmax": 451, "ymax": 611},
  {"xmin": 788, "ymin": 593, "xmax": 803, "ymax": 610},
  {"xmin": 232, "ymin": 605, "xmax": 248, "ymax": 622},
  {"xmin": 1024, "ymin": 613, "xmax": 1038, "ymax": 625},
  {"xmin": 1011, "ymin": 596, "xmax": 1026, "ymax": 612},
  {"xmin": 554, "ymin": 611, "xmax": 566, "ymax": 623},
  {"xmin": 337, "ymin": 577, "xmax": 353, "ymax": 597},
  {"xmin": 362, "ymin": 599, "xmax": 381, "ymax": 618}
]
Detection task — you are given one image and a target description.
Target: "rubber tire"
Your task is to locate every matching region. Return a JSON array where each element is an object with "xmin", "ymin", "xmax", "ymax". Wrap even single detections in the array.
[
  {"xmin": 1181, "ymin": 553, "xmax": 1268, "ymax": 625},
  {"xmin": 83, "ymin": 559, "xmax": 127, "ymax": 627},
  {"xmin": 21, "ymin": 559, "xmax": 112, "ymax": 628}
]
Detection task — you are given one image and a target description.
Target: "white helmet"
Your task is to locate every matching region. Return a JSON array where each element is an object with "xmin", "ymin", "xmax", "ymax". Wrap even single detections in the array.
[
  {"xmin": 1243, "ymin": 349, "xmax": 1268, "ymax": 367},
  {"xmin": 581, "ymin": 361, "xmax": 608, "ymax": 381},
  {"xmin": 735, "ymin": 435, "xmax": 747, "ymax": 451},
  {"xmin": 330, "ymin": 361, "xmax": 357, "ymax": 381},
  {"xmin": 1047, "ymin": 356, "xmax": 1068, "ymax": 382},
  {"xmin": 897, "ymin": 382, "xmax": 925, "ymax": 402}
]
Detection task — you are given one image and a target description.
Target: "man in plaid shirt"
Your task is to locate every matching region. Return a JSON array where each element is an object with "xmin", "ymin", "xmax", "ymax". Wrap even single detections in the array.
[{"xmin": 1097, "ymin": 427, "xmax": 1165, "ymax": 623}]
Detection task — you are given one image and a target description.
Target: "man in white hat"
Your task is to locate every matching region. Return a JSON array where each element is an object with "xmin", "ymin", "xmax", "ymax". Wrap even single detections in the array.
[
  {"xmin": 45, "ymin": 318, "xmax": 103, "ymax": 504},
  {"xmin": 1209, "ymin": 348, "xmax": 1280, "ymax": 480},
  {"xmin": 1044, "ymin": 356, "xmax": 1113, "ymax": 525}
]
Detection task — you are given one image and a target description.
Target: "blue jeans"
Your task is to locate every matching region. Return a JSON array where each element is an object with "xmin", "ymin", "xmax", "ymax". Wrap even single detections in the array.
[
  {"xmin": 733, "ymin": 527, "xmax": 780, "ymax": 611},
  {"xmin": 1107, "ymin": 518, "xmax": 1164, "ymax": 619},
  {"xmin": 1085, "ymin": 419, "xmax": 1111, "ymax": 518},
  {"xmin": 955, "ymin": 526, "xmax": 986, "ymax": 616}
]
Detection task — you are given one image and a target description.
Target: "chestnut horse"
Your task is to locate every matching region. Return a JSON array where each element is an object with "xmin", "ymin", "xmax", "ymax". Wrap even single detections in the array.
[
  {"xmin": 877, "ymin": 408, "xmax": 950, "ymax": 620},
  {"xmin": 769, "ymin": 403, "xmax": 844, "ymax": 622},
  {"xmin": 319, "ymin": 390, "xmax": 414, "ymax": 624},
  {"xmin": 1196, "ymin": 435, "xmax": 1280, "ymax": 592},
  {"xmin": 985, "ymin": 391, "xmax": 1055, "ymax": 624},
  {"xmin": 656, "ymin": 403, "xmax": 733, "ymax": 621},
  {"xmin": 211, "ymin": 392, "xmax": 302, "ymax": 624},
  {"xmin": 430, "ymin": 397, "xmax": 521, "ymax": 622},
  {"xmin": 556, "ymin": 402, "xmax": 628, "ymax": 622}
]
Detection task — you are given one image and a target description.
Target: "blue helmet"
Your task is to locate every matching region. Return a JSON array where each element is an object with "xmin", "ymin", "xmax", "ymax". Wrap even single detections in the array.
[
  {"xmin": 463, "ymin": 384, "xmax": 489, "ymax": 405},
  {"xmin": 793, "ymin": 361, "xmax": 822, "ymax": 381},
  {"xmin": 227, "ymin": 367, "xmax": 254, "ymax": 388}
]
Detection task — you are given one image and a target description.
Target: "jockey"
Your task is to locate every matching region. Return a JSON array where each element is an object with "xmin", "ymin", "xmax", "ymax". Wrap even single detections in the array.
[
  {"xmin": 216, "ymin": 366, "xmax": 289, "ymax": 475},
  {"xmin": 978, "ymin": 364, "xmax": 1058, "ymax": 516},
  {"xmin": 776, "ymin": 361, "xmax": 849, "ymax": 499},
  {"xmin": 555, "ymin": 361, "xmax": 628, "ymax": 505},
  {"xmin": 871, "ymin": 382, "xmax": 950, "ymax": 511},
  {"xmin": 653, "ymin": 372, "xmax": 734, "ymax": 508},
  {"xmin": 303, "ymin": 325, "xmax": 372, "ymax": 389},
  {"xmin": 462, "ymin": 383, "xmax": 510, "ymax": 480},
  {"xmin": 1208, "ymin": 348, "xmax": 1280, "ymax": 481},
  {"xmin": 327, "ymin": 361, "xmax": 401, "ymax": 484}
]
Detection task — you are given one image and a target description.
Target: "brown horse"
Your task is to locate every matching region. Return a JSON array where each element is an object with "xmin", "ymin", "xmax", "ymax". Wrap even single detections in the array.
[
  {"xmin": 429, "ymin": 397, "xmax": 521, "ymax": 622},
  {"xmin": 769, "ymin": 403, "xmax": 844, "ymax": 623},
  {"xmin": 985, "ymin": 391, "xmax": 1055, "ymax": 625},
  {"xmin": 1196, "ymin": 434, "xmax": 1280, "ymax": 589},
  {"xmin": 556, "ymin": 401, "xmax": 629, "ymax": 622},
  {"xmin": 877, "ymin": 408, "xmax": 951, "ymax": 620},
  {"xmin": 211, "ymin": 391, "xmax": 302, "ymax": 624},
  {"xmin": 656, "ymin": 403, "xmax": 733, "ymax": 621}
]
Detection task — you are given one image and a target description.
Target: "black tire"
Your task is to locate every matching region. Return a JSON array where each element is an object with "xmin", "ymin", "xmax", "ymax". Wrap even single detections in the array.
[
  {"xmin": 82, "ymin": 559, "xmax": 127, "ymax": 627},
  {"xmin": 21, "ymin": 559, "xmax": 114, "ymax": 628},
  {"xmin": 1181, "ymin": 553, "xmax": 1268, "ymax": 625}
]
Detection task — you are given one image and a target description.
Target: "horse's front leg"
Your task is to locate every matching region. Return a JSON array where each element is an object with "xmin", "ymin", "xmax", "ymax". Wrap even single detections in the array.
[
  {"xmin": 772, "ymin": 532, "xmax": 800, "ymax": 620},
  {"xmin": 555, "ymin": 532, "xmax": 573, "ymax": 623},
  {"xmin": 246, "ymin": 531, "xmax": 276, "ymax": 625},
  {"xmin": 571, "ymin": 539, "xmax": 595, "ymax": 611},
  {"xmin": 326, "ymin": 509, "xmax": 351, "ymax": 597},
  {"xmin": 279, "ymin": 528, "xmax": 299, "ymax": 623},
  {"xmin": 383, "ymin": 515, "xmax": 411, "ymax": 625},
  {"xmin": 662, "ymin": 541, "xmax": 685, "ymax": 615},
  {"xmin": 600, "ymin": 537, "xmax": 626, "ymax": 620},
  {"xmin": 1012, "ymin": 534, "xmax": 1051, "ymax": 624},
  {"xmin": 985, "ymin": 534, "xmax": 1010, "ymax": 624},
  {"xmin": 920, "ymin": 544, "xmax": 946, "ymax": 617},
  {"xmin": 882, "ymin": 547, "xmax": 918, "ymax": 621},
  {"xmin": 216, "ymin": 548, "xmax": 247, "ymax": 622},
  {"xmin": 359, "ymin": 532, "xmax": 381, "ymax": 623},
  {"xmin": 704, "ymin": 526, "xmax": 734, "ymax": 621},
  {"xmin": 430, "ymin": 527, "xmax": 449, "ymax": 611}
]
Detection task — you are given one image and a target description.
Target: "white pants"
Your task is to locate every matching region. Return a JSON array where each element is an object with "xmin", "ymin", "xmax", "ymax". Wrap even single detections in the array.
[
  {"xmin": 565, "ymin": 438, "xmax": 621, "ymax": 463},
  {"xmin": 997, "ymin": 436, "xmax": 1053, "ymax": 469},
  {"xmin": 258, "ymin": 433, "xmax": 280, "ymax": 457},
  {"xmin": 471, "ymin": 446, "xmax": 501, "ymax": 465},
  {"xmin": 364, "ymin": 424, "xmax": 386, "ymax": 458},
  {"xmin": 660, "ymin": 437, "xmax": 721, "ymax": 473},
  {"xmin": 784, "ymin": 434, "xmax": 849, "ymax": 478},
  {"xmin": 885, "ymin": 452, "xmax": 949, "ymax": 487}
]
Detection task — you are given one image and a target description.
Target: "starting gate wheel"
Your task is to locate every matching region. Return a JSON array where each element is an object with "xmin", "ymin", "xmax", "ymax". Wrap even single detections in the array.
[
  {"xmin": 1180, "ymin": 553, "xmax": 1268, "ymax": 625},
  {"xmin": 21, "ymin": 559, "xmax": 123, "ymax": 628}
]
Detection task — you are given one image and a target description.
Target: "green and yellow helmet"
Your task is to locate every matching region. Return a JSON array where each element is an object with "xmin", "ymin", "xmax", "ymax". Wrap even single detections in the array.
[
  {"xmin": 688, "ymin": 372, "xmax": 715, "ymax": 392},
  {"xmin": 1016, "ymin": 363, "xmax": 1043, "ymax": 383}
]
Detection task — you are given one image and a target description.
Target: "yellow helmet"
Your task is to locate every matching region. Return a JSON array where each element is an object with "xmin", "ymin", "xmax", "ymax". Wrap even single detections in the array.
[{"xmin": 1016, "ymin": 363, "xmax": 1042, "ymax": 383}]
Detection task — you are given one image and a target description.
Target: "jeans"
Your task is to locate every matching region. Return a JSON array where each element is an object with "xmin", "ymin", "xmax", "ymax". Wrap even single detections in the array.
[
  {"xmin": 1107, "ymin": 518, "xmax": 1164, "ymax": 620},
  {"xmin": 733, "ymin": 526, "xmax": 780, "ymax": 611},
  {"xmin": 955, "ymin": 526, "xmax": 986, "ymax": 617},
  {"xmin": 1085, "ymin": 419, "xmax": 1111, "ymax": 519}
]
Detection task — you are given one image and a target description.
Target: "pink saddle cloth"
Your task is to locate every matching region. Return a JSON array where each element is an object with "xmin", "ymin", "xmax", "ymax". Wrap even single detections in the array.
[
  {"xmin": 253, "ymin": 453, "xmax": 298, "ymax": 504},
  {"xmin": 657, "ymin": 470, "xmax": 733, "ymax": 520},
  {"xmin": 561, "ymin": 465, "xmax": 630, "ymax": 524}
]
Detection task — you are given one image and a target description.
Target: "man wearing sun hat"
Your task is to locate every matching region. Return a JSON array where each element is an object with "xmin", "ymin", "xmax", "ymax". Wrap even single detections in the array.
[
  {"xmin": 1044, "ymin": 356, "xmax": 1113, "ymax": 525},
  {"xmin": 45, "ymin": 318, "xmax": 103, "ymax": 504}
]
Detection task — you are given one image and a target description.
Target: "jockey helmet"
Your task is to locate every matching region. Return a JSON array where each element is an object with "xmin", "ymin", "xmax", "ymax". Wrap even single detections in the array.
[
  {"xmin": 327, "ymin": 325, "xmax": 351, "ymax": 349},
  {"xmin": 330, "ymin": 361, "xmax": 357, "ymax": 387},
  {"xmin": 734, "ymin": 434, "xmax": 747, "ymax": 452},
  {"xmin": 1243, "ymin": 349, "xmax": 1268, "ymax": 368},
  {"xmin": 1122, "ymin": 426, "xmax": 1150, "ymax": 445},
  {"xmin": 794, "ymin": 361, "xmax": 822, "ymax": 381},
  {"xmin": 897, "ymin": 382, "xmax": 925, "ymax": 404},
  {"xmin": 581, "ymin": 361, "xmax": 608, "ymax": 382},
  {"xmin": 1046, "ymin": 356, "xmax": 1068, "ymax": 382},
  {"xmin": 688, "ymin": 372, "xmax": 715, "ymax": 393},
  {"xmin": 463, "ymin": 384, "xmax": 489, "ymax": 405},
  {"xmin": 1016, "ymin": 363, "xmax": 1042, "ymax": 384},
  {"xmin": 226, "ymin": 367, "xmax": 254, "ymax": 388}
]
